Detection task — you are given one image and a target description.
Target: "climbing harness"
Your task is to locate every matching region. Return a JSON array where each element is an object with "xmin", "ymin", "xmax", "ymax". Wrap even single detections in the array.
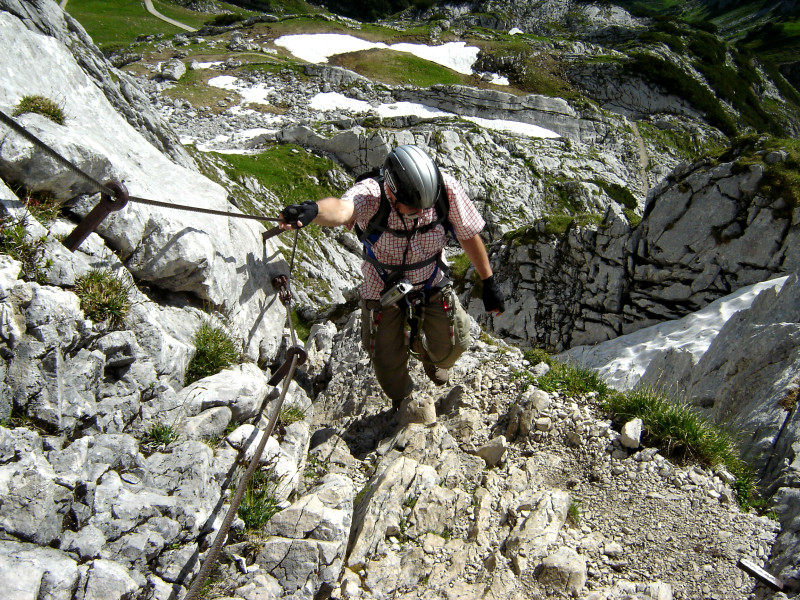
[
  {"xmin": 0, "ymin": 109, "xmax": 308, "ymax": 598},
  {"xmin": 354, "ymin": 170, "xmax": 454, "ymax": 291},
  {"xmin": 366, "ymin": 284, "xmax": 458, "ymax": 365},
  {"xmin": 0, "ymin": 109, "xmax": 282, "ymax": 251}
]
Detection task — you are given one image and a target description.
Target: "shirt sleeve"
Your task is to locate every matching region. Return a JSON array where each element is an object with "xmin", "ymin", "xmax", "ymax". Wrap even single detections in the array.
[
  {"xmin": 341, "ymin": 178, "xmax": 381, "ymax": 231},
  {"xmin": 442, "ymin": 172, "xmax": 485, "ymax": 240}
]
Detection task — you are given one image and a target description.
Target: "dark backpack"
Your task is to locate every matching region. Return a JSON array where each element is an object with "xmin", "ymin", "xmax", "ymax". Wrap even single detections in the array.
[{"xmin": 353, "ymin": 168, "xmax": 454, "ymax": 287}]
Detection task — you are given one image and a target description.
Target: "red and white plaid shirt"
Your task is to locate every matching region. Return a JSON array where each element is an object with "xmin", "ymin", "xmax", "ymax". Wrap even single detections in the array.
[{"xmin": 344, "ymin": 172, "xmax": 485, "ymax": 300}]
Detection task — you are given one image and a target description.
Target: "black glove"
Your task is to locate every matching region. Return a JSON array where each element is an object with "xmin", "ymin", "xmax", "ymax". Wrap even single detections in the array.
[
  {"xmin": 482, "ymin": 275, "xmax": 505, "ymax": 314},
  {"xmin": 280, "ymin": 201, "xmax": 318, "ymax": 228}
]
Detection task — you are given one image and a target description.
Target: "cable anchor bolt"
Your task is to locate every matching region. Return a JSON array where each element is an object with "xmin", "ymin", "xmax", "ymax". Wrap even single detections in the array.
[{"xmin": 63, "ymin": 181, "xmax": 129, "ymax": 252}]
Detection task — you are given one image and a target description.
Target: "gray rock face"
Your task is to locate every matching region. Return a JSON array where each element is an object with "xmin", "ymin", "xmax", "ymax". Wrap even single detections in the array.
[
  {"xmin": 254, "ymin": 474, "xmax": 355, "ymax": 596},
  {"xmin": 395, "ymin": 84, "xmax": 601, "ymax": 142},
  {"xmin": 0, "ymin": 0, "xmax": 192, "ymax": 167},
  {"xmin": 0, "ymin": 7, "xmax": 287, "ymax": 362},
  {"xmin": 481, "ymin": 153, "xmax": 800, "ymax": 352}
]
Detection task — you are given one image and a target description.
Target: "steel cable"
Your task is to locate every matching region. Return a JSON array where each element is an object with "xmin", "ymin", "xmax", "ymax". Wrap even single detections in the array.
[{"xmin": 0, "ymin": 109, "xmax": 281, "ymax": 223}]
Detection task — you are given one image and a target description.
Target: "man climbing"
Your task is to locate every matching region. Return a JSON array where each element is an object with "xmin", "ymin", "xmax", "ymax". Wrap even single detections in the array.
[{"xmin": 279, "ymin": 144, "xmax": 504, "ymax": 413}]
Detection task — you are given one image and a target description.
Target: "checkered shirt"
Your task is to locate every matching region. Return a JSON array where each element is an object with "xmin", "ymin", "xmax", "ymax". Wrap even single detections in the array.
[{"xmin": 343, "ymin": 172, "xmax": 485, "ymax": 300}]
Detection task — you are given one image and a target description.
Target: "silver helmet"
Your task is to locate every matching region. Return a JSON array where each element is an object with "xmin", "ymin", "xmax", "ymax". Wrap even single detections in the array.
[{"xmin": 382, "ymin": 145, "xmax": 441, "ymax": 210}]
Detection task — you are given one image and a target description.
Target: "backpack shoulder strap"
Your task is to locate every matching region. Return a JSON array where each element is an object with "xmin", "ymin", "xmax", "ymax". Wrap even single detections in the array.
[{"xmin": 354, "ymin": 176, "xmax": 391, "ymax": 243}]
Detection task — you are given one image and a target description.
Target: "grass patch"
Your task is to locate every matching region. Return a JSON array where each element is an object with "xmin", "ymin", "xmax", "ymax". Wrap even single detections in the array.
[
  {"xmin": 638, "ymin": 121, "xmax": 726, "ymax": 164},
  {"xmin": 13, "ymin": 95, "xmax": 66, "ymax": 125},
  {"xmin": 567, "ymin": 500, "xmax": 581, "ymax": 526},
  {"xmin": 211, "ymin": 144, "xmax": 342, "ymax": 206},
  {"xmin": 278, "ymin": 404, "xmax": 306, "ymax": 426},
  {"xmin": 542, "ymin": 212, "xmax": 603, "ymax": 235},
  {"xmin": 0, "ymin": 214, "xmax": 51, "ymax": 283},
  {"xmin": 184, "ymin": 322, "xmax": 240, "ymax": 385},
  {"xmin": 623, "ymin": 208, "xmax": 642, "ymax": 227},
  {"xmin": 448, "ymin": 251, "xmax": 479, "ymax": 293},
  {"xmin": 23, "ymin": 191, "xmax": 62, "ymax": 225},
  {"xmin": 74, "ymin": 269, "xmax": 133, "ymax": 330},
  {"xmin": 535, "ymin": 358, "xmax": 615, "ymax": 402},
  {"xmin": 758, "ymin": 138, "xmax": 800, "ymax": 210},
  {"xmin": 65, "ymin": 0, "xmax": 194, "ymax": 49},
  {"xmin": 522, "ymin": 349, "xmax": 755, "ymax": 506},
  {"xmin": 720, "ymin": 135, "xmax": 800, "ymax": 210},
  {"xmin": 290, "ymin": 309, "xmax": 312, "ymax": 343},
  {"xmin": 602, "ymin": 385, "xmax": 754, "ymax": 506},
  {"xmin": 238, "ymin": 467, "xmax": 282, "ymax": 530},
  {"xmin": 65, "ymin": 0, "xmax": 256, "ymax": 49},
  {"xmin": 330, "ymin": 48, "xmax": 463, "ymax": 87},
  {"xmin": 593, "ymin": 180, "xmax": 638, "ymax": 210}
]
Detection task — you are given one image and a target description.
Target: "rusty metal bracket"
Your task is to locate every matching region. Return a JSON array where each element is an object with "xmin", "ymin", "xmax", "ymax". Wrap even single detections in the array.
[
  {"xmin": 64, "ymin": 181, "xmax": 129, "ymax": 252},
  {"xmin": 262, "ymin": 225, "xmax": 283, "ymax": 243},
  {"xmin": 268, "ymin": 346, "xmax": 308, "ymax": 386}
]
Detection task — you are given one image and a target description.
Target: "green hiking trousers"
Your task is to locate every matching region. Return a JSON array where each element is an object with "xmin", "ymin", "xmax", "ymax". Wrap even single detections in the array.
[{"xmin": 360, "ymin": 287, "xmax": 472, "ymax": 401}]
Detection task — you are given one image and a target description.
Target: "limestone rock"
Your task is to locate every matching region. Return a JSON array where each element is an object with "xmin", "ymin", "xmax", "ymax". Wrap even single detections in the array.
[
  {"xmin": 537, "ymin": 546, "xmax": 587, "ymax": 595},
  {"xmin": 620, "ymin": 418, "xmax": 643, "ymax": 449}
]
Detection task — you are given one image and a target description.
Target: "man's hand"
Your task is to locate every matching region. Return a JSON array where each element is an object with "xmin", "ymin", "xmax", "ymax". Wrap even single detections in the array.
[
  {"xmin": 482, "ymin": 275, "xmax": 505, "ymax": 314},
  {"xmin": 279, "ymin": 201, "xmax": 318, "ymax": 230}
]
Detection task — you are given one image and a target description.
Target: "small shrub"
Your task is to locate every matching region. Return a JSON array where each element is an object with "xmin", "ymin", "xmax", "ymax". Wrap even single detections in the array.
[
  {"xmin": 238, "ymin": 468, "xmax": 281, "ymax": 530},
  {"xmin": 74, "ymin": 269, "xmax": 132, "ymax": 330},
  {"xmin": 184, "ymin": 322, "xmax": 239, "ymax": 385},
  {"xmin": 13, "ymin": 95, "xmax": 65, "ymax": 125},
  {"xmin": 0, "ymin": 214, "xmax": 51, "ymax": 283},
  {"xmin": 206, "ymin": 13, "xmax": 246, "ymax": 27}
]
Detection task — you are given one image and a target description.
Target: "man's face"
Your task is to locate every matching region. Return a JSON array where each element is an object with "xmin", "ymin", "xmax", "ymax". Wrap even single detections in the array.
[{"xmin": 385, "ymin": 183, "xmax": 420, "ymax": 218}]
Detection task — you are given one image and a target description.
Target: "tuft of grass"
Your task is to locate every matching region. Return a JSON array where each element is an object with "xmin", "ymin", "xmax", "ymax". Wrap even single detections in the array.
[
  {"xmin": 74, "ymin": 269, "xmax": 132, "ymax": 330},
  {"xmin": 238, "ymin": 468, "xmax": 282, "ymax": 530},
  {"xmin": 278, "ymin": 405, "xmax": 306, "ymax": 426},
  {"xmin": 0, "ymin": 214, "xmax": 51, "ymax": 283},
  {"xmin": 23, "ymin": 191, "xmax": 62, "ymax": 225},
  {"xmin": 13, "ymin": 95, "xmax": 65, "ymax": 125},
  {"xmin": 290, "ymin": 309, "xmax": 311, "ymax": 344},
  {"xmin": 537, "ymin": 360, "xmax": 615, "ymax": 401},
  {"xmin": 602, "ymin": 385, "xmax": 754, "ymax": 506},
  {"xmin": 143, "ymin": 422, "xmax": 178, "ymax": 451},
  {"xmin": 568, "ymin": 500, "xmax": 581, "ymax": 526},
  {"xmin": 541, "ymin": 212, "xmax": 603, "ymax": 236},
  {"xmin": 402, "ymin": 495, "xmax": 418, "ymax": 510},
  {"xmin": 184, "ymin": 322, "xmax": 240, "ymax": 385}
]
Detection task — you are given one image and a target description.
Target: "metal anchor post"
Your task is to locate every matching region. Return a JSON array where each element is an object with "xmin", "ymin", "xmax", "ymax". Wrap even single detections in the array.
[{"xmin": 63, "ymin": 181, "xmax": 129, "ymax": 252}]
